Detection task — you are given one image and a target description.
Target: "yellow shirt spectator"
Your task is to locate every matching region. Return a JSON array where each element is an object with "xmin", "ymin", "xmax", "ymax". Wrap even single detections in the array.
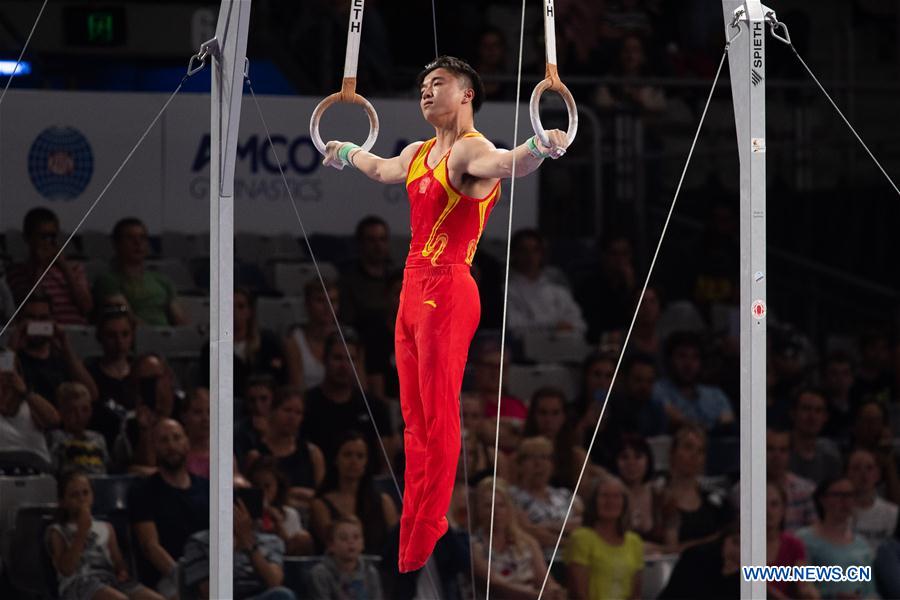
[{"xmin": 565, "ymin": 526, "xmax": 644, "ymax": 599}]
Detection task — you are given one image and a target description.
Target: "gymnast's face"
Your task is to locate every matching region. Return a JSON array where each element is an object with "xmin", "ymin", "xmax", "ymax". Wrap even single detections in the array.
[{"xmin": 420, "ymin": 68, "xmax": 473, "ymax": 123}]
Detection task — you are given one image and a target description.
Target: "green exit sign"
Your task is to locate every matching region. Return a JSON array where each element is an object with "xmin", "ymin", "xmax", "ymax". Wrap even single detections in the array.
[{"xmin": 64, "ymin": 6, "xmax": 126, "ymax": 47}]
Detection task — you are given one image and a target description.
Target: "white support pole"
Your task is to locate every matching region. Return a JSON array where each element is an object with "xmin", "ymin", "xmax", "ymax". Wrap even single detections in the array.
[
  {"xmin": 209, "ymin": 1, "xmax": 251, "ymax": 597},
  {"xmin": 723, "ymin": 2, "xmax": 767, "ymax": 598}
]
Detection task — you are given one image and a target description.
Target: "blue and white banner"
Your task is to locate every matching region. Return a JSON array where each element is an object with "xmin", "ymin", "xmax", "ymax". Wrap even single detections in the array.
[{"xmin": 1, "ymin": 90, "xmax": 537, "ymax": 238}]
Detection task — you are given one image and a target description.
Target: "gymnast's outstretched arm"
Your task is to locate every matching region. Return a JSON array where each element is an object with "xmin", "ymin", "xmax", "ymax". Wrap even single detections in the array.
[
  {"xmin": 322, "ymin": 140, "xmax": 424, "ymax": 184},
  {"xmin": 452, "ymin": 128, "xmax": 568, "ymax": 180}
]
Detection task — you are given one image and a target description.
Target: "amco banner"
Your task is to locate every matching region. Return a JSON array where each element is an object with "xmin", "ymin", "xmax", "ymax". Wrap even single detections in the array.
[{"xmin": 0, "ymin": 90, "xmax": 537, "ymax": 238}]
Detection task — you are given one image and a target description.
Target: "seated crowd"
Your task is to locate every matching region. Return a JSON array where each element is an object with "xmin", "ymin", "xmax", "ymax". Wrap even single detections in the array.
[{"xmin": 1, "ymin": 207, "xmax": 899, "ymax": 600}]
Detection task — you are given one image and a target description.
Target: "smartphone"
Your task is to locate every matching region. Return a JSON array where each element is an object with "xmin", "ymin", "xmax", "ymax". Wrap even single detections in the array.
[
  {"xmin": 0, "ymin": 349, "xmax": 14, "ymax": 372},
  {"xmin": 26, "ymin": 321, "xmax": 54, "ymax": 337},
  {"xmin": 235, "ymin": 487, "xmax": 264, "ymax": 520}
]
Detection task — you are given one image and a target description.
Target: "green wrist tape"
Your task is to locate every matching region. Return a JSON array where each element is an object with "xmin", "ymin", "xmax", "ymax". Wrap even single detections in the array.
[
  {"xmin": 338, "ymin": 143, "xmax": 360, "ymax": 168},
  {"xmin": 527, "ymin": 135, "xmax": 551, "ymax": 159}
]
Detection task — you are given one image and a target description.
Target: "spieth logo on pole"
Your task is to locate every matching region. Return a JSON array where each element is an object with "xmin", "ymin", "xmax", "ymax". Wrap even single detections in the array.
[{"xmin": 27, "ymin": 126, "xmax": 94, "ymax": 200}]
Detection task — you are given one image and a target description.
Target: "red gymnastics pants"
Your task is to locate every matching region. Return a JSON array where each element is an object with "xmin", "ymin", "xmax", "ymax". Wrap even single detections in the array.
[{"xmin": 395, "ymin": 264, "xmax": 480, "ymax": 571}]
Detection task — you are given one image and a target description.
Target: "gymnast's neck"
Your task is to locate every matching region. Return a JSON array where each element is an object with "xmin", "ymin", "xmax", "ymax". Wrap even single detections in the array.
[{"xmin": 431, "ymin": 111, "xmax": 476, "ymax": 156}]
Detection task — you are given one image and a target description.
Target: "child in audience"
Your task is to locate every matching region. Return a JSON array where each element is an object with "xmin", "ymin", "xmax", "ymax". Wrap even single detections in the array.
[
  {"xmin": 50, "ymin": 382, "xmax": 110, "ymax": 474},
  {"xmin": 308, "ymin": 515, "xmax": 383, "ymax": 600},
  {"xmin": 47, "ymin": 470, "xmax": 163, "ymax": 600},
  {"xmin": 247, "ymin": 456, "xmax": 314, "ymax": 555}
]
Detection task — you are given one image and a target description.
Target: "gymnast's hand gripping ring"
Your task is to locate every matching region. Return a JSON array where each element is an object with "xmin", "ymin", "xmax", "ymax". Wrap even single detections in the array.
[
  {"xmin": 530, "ymin": 0, "xmax": 578, "ymax": 149},
  {"xmin": 309, "ymin": 80, "xmax": 380, "ymax": 156},
  {"xmin": 309, "ymin": 0, "xmax": 379, "ymax": 157}
]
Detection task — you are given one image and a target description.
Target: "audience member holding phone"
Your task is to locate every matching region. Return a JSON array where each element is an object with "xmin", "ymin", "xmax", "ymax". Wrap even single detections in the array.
[
  {"xmin": 182, "ymin": 482, "xmax": 296, "ymax": 600},
  {"xmin": 10, "ymin": 291, "xmax": 98, "ymax": 404}
]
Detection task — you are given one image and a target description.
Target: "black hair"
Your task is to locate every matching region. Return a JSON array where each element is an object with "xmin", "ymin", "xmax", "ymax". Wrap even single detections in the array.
[
  {"xmin": 355, "ymin": 215, "xmax": 389, "ymax": 241},
  {"xmin": 790, "ymin": 386, "xmax": 827, "ymax": 411},
  {"xmin": 55, "ymin": 469, "xmax": 91, "ymax": 523},
  {"xmin": 316, "ymin": 431, "xmax": 383, "ymax": 546},
  {"xmin": 23, "ymin": 208, "xmax": 58, "ymax": 238},
  {"xmin": 246, "ymin": 455, "xmax": 290, "ymax": 508},
  {"xmin": 612, "ymin": 433, "xmax": 655, "ymax": 484},
  {"xmin": 623, "ymin": 352, "xmax": 657, "ymax": 375},
  {"xmin": 812, "ymin": 476, "xmax": 851, "ymax": 520},
  {"xmin": 271, "ymin": 385, "xmax": 304, "ymax": 412},
  {"xmin": 111, "ymin": 217, "xmax": 146, "ymax": 242},
  {"xmin": 416, "ymin": 55, "xmax": 486, "ymax": 112},
  {"xmin": 510, "ymin": 228, "xmax": 544, "ymax": 253},
  {"xmin": 664, "ymin": 331, "xmax": 704, "ymax": 360},
  {"xmin": 323, "ymin": 328, "xmax": 360, "ymax": 362}
]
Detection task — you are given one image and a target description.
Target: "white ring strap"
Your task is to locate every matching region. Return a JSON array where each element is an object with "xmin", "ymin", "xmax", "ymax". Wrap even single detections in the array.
[
  {"xmin": 530, "ymin": 0, "xmax": 578, "ymax": 148},
  {"xmin": 309, "ymin": 0, "xmax": 380, "ymax": 156}
]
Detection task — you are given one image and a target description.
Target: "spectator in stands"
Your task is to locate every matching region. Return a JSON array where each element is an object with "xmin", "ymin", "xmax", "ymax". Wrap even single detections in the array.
[
  {"xmin": 202, "ymin": 288, "xmax": 295, "ymax": 396},
  {"xmin": 822, "ymin": 351, "xmax": 856, "ymax": 440},
  {"xmin": 461, "ymin": 392, "xmax": 510, "ymax": 481},
  {"xmin": 340, "ymin": 215, "xmax": 393, "ymax": 327},
  {"xmin": 87, "ymin": 306, "xmax": 135, "ymax": 448},
  {"xmin": 245, "ymin": 386, "xmax": 325, "ymax": 509},
  {"xmin": 246, "ymin": 457, "xmax": 314, "ymax": 555},
  {"xmin": 48, "ymin": 471, "xmax": 164, "ymax": 600},
  {"xmin": 182, "ymin": 492, "xmax": 295, "ymax": 600},
  {"xmin": 523, "ymin": 387, "xmax": 595, "ymax": 493},
  {"xmin": 470, "ymin": 477, "xmax": 565, "ymax": 600},
  {"xmin": 112, "ymin": 354, "xmax": 176, "ymax": 475},
  {"xmin": 50, "ymin": 382, "xmax": 109, "ymax": 475},
  {"xmin": 309, "ymin": 431, "xmax": 398, "ymax": 554},
  {"xmin": 875, "ymin": 538, "xmax": 900, "ymax": 600},
  {"xmin": 473, "ymin": 26, "xmax": 514, "ymax": 101},
  {"xmin": 7, "ymin": 207, "xmax": 92, "ymax": 324},
  {"xmin": 235, "ymin": 375, "xmax": 275, "ymax": 460},
  {"xmin": 657, "ymin": 425, "xmax": 731, "ymax": 551},
  {"xmin": 789, "ymin": 388, "xmax": 843, "ymax": 485},
  {"xmin": 471, "ymin": 338, "xmax": 527, "ymax": 423},
  {"xmin": 506, "ymin": 228, "xmax": 587, "ymax": 339},
  {"xmin": 358, "ymin": 270, "xmax": 402, "ymax": 401},
  {"xmin": 596, "ymin": 35, "xmax": 666, "ymax": 112},
  {"xmin": 767, "ymin": 427, "xmax": 817, "ymax": 530},
  {"xmin": 12, "ymin": 291, "xmax": 98, "ymax": 403},
  {"xmin": 573, "ymin": 351, "xmax": 616, "ymax": 447},
  {"xmin": 846, "ymin": 447, "xmax": 899, "ymax": 550},
  {"xmin": 179, "ymin": 387, "xmax": 210, "ymax": 479},
  {"xmin": 0, "ymin": 354, "xmax": 59, "ymax": 465},
  {"xmin": 285, "ymin": 279, "xmax": 339, "ymax": 391},
  {"xmin": 796, "ymin": 477, "xmax": 879, "ymax": 599},
  {"xmin": 611, "ymin": 433, "xmax": 662, "ymax": 543},
  {"xmin": 302, "ymin": 331, "xmax": 395, "ymax": 467},
  {"xmin": 658, "ymin": 523, "xmax": 741, "ymax": 599},
  {"xmin": 510, "ymin": 436, "xmax": 583, "ymax": 554},
  {"xmin": 853, "ymin": 329, "xmax": 896, "ymax": 405},
  {"xmin": 129, "ymin": 418, "xmax": 209, "ymax": 597},
  {"xmin": 309, "ymin": 515, "xmax": 384, "ymax": 599},
  {"xmin": 765, "ymin": 481, "xmax": 817, "ymax": 599},
  {"xmin": 631, "ymin": 286, "xmax": 663, "ymax": 357},
  {"xmin": 653, "ymin": 331, "xmax": 734, "ymax": 434},
  {"xmin": 849, "ymin": 400, "xmax": 900, "ymax": 504},
  {"xmin": 574, "ymin": 234, "xmax": 638, "ymax": 344},
  {"xmin": 605, "ymin": 353, "xmax": 668, "ymax": 437},
  {"xmin": 93, "ymin": 218, "xmax": 187, "ymax": 326},
  {"xmin": 565, "ymin": 476, "xmax": 644, "ymax": 600}
]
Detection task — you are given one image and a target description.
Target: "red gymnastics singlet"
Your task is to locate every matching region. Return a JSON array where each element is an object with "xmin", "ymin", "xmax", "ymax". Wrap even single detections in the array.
[{"xmin": 394, "ymin": 132, "xmax": 500, "ymax": 571}]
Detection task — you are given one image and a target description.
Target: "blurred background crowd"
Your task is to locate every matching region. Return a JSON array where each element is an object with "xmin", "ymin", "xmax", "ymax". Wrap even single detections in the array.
[{"xmin": 1, "ymin": 1, "xmax": 899, "ymax": 599}]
